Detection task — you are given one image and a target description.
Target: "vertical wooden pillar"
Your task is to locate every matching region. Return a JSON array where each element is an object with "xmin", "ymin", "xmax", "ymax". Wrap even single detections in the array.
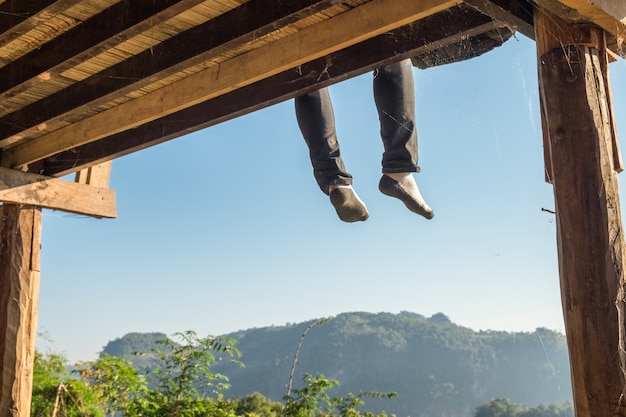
[
  {"xmin": 535, "ymin": 6, "xmax": 626, "ymax": 416},
  {"xmin": 0, "ymin": 204, "xmax": 42, "ymax": 417}
]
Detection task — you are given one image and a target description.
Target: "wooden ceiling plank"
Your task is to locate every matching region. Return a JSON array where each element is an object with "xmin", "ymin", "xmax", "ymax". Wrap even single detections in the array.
[
  {"xmin": 0, "ymin": 0, "xmax": 345, "ymax": 146},
  {"xmin": 43, "ymin": 5, "xmax": 499, "ymax": 176},
  {"xmin": 0, "ymin": 0, "xmax": 206, "ymax": 99},
  {"xmin": 0, "ymin": 0, "xmax": 85, "ymax": 46},
  {"xmin": 4, "ymin": 0, "xmax": 462, "ymax": 170},
  {"xmin": 0, "ymin": 167, "xmax": 116, "ymax": 218}
]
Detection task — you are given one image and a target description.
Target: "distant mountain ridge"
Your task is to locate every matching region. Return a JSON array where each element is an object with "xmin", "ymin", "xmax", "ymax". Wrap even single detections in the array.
[{"xmin": 102, "ymin": 311, "xmax": 572, "ymax": 417}]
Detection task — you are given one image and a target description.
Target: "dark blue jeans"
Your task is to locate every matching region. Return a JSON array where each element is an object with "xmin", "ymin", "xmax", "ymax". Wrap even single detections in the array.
[{"xmin": 295, "ymin": 59, "xmax": 419, "ymax": 195}]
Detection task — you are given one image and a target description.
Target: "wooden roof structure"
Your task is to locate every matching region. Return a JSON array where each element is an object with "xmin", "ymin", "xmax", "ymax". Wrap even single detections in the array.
[
  {"xmin": 1, "ymin": 0, "xmax": 536, "ymax": 181},
  {"xmin": 0, "ymin": 0, "xmax": 625, "ymax": 416},
  {"xmin": 0, "ymin": 0, "xmax": 618, "ymax": 179}
]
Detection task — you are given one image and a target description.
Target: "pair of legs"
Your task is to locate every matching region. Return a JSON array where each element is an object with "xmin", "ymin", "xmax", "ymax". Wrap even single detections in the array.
[{"xmin": 294, "ymin": 59, "xmax": 433, "ymax": 222}]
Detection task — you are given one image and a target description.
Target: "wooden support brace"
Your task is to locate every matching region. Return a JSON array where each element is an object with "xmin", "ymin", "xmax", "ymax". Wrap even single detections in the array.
[
  {"xmin": 74, "ymin": 161, "xmax": 112, "ymax": 188},
  {"xmin": 535, "ymin": 6, "xmax": 626, "ymax": 416},
  {"xmin": 462, "ymin": 0, "xmax": 535, "ymax": 40},
  {"xmin": 0, "ymin": 167, "xmax": 116, "ymax": 218},
  {"xmin": 0, "ymin": 205, "xmax": 41, "ymax": 417}
]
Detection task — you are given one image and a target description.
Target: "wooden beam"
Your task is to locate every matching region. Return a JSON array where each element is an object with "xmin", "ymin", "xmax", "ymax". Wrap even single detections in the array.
[
  {"xmin": 0, "ymin": 167, "xmax": 116, "ymax": 218},
  {"xmin": 534, "ymin": 0, "xmax": 625, "ymax": 52},
  {"xmin": 0, "ymin": 0, "xmax": 83, "ymax": 46},
  {"xmin": 535, "ymin": 6, "xmax": 626, "ymax": 416},
  {"xmin": 556, "ymin": 0, "xmax": 625, "ymax": 32},
  {"xmin": 0, "ymin": 204, "xmax": 41, "ymax": 417},
  {"xmin": 74, "ymin": 161, "xmax": 112, "ymax": 188},
  {"xmin": 3, "ymin": 0, "xmax": 462, "ymax": 170},
  {"xmin": 463, "ymin": 0, "xmax": 534, "ymax": 39},
  {"xmin": 0, "ymin": 0, "xmax": 59, "ymax": 32},
  {"xmin": 0, "ymin": 0, "xmax": 347, "ymax": 147},
  {"xmin": 41, "ymin": 5, "xmax": 498, "ymax": 176},
  {"xmin": 0, "ymin": 0, "xmax": 207, "ymax": 99}
]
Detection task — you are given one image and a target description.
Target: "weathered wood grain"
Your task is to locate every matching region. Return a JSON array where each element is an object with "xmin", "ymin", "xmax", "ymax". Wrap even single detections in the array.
[
  {"xmin": 0, "ymin": 205, "xmax": 41, "ymax": 417},
  {"xmin": 74, "ymin": 161, "xmax": 112, "ymax": 188},
  {"xmin": 0, "ymin": 167, "xmax": 116, "ymax": 218},
  {"xmin": 3, "ymin": 0, "xmax": 462, "ymax": 169},
  {"xmin": 0, "ymin": 0, "xmax": 348, "ymax": 147},
  {"xmin": 536, "ymin": 6, "xmax": 626, "ymax": 416},
  {"xmin": 535, "ymin": 0, "xmax": 625, "ymax": 46},
  {"xmin": 42, "ymin": 5, "xmax": 497, "ymax": 176},
  {"xmin": 0, "ymin": 0, "xmax": 207, "ymax": 99}
]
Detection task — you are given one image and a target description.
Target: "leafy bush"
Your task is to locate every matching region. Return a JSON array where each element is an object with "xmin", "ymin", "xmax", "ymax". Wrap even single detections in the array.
[{"xmin": 32, "ymin": 328, "xmax": 396, "ymax": 417}]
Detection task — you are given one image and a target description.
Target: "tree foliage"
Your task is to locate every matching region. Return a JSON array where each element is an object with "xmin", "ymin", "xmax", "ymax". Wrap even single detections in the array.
[
  {"xmin": 200, "ymin": 312, "xmax": 570, "ymax": 417},
  {"xmin": 32, "ymin": 329, "xmax": 394, "ymax": 417},
  {"xmin": 283, "ymin": 373, "xmax": 395, "ymax": 417},
  {"xmin": 32, "ymin": 313, "xmax": 574, "ymax": 417},
  {"xmin": 231, "ymin": 392, "xmax": 283, "ymax": 417},
  {"xmin": 75, "ymin": 354, "xmax": 148, "ymax": 416},
  {"xmin": 474, "ymin": 398, "xmax": 573, "ymax": 417},
  {"xmin": 76, "ymin": 331, "xmax": 242, "ymax": 417},
  {"xmin": 31, "ymin": 351, "xmax": 103, "ymax": 417}
]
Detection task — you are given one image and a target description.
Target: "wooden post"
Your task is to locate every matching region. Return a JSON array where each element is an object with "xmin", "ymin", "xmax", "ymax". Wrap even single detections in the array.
[
  {"xmin": 535, "ymin": 6, "xmax": 626, "ymax": 416},
  {"xmin": 0, "ymin": 204, "xmax": 42, "ymax": 417}
]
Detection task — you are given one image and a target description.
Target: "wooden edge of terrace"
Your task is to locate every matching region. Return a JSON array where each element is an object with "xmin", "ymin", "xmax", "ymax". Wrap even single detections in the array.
[{"xmin": 0, "ymin": 167, "xmax": 116, "ymax": 218}]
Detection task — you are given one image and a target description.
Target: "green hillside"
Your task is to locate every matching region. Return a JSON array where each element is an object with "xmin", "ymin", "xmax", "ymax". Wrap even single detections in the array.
[{"xmin": 102, "ymin": 311, "xmax": 572, "ymax": 417}]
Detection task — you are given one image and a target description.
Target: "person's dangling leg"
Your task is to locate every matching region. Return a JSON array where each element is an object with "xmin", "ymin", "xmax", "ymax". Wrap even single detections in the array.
[
  {"xmin": 295, "ymin": 89, "xmax": 369, "ymax": 222},
  {"xmin": 373, "ymin": 60, "xmax": 433, "ymax": 219}
]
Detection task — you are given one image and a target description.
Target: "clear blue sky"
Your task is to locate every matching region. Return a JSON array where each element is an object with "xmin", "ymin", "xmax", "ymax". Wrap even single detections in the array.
[{"xmin": 36, "ymin": 35, "xmax": 626, "ymax": 363}]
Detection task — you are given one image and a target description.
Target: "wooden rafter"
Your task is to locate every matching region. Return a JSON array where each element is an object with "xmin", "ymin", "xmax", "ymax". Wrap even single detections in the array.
[
  {"xmin": 0, "ymin": 0, "xmax": 83, "ymax": 45},
  {"xmin": 0, "ymin": 0, "xmax": 347, "ymax": 147},
  {"xmin": 0, "ymin": 0, "xmax": 208, "ymax": 101},
  {"xmin": 463, "ymin": 0, "xmax": 534, "ymax": 38},
  {"xmin": 3, "ymin": 0, "xmax": 463, "ymax": 170},
  {"xmin": 43, "ymin": 5, "xmax": 500, "ymax": 176}
]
